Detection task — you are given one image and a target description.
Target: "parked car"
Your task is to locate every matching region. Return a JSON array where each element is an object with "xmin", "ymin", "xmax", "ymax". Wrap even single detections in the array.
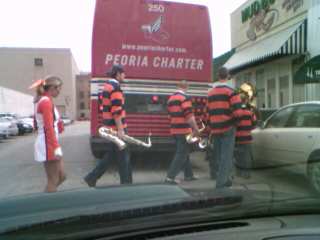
[
  {"xmin": 1, "ymin": 115, "xmax": 29, "ymax": 136},
  {"xmin": 18, "ymin": 117, "xmax": 34, "ymax": 134},
  {"xmin": 61, "ymin": 116, "xmax": 73, "ymax": 125},
  {"xmin": 18, "ymin": 117, "xmax": 34, "ymax": 128},
  {"xmin": 0, "ymin": 117, "xmax": 18, "ymax": 137},
  {"xmin": 0, "ymin": 115, "xmax": 33, "ymax": 135},
  {"xmin": 252, "ymin": 101, "xmax": 320, "ymax": 192},
  {"xmin": 18, "ymin": 122, "xmax": 33, "ymax": 135},
  {"xmin": 0, "ymin": 118, "xmax": 10, "ymax": 139},
  {"xmin": 0, "ymin": 113, "xmax": 18, "ymax": 120}
]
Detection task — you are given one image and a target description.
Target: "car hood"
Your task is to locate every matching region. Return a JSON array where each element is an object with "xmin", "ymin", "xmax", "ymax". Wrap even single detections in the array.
[
  {"xmin": 0, "ymin": 184, "xmax": 193, "ymax": 233},
  {"xmin": 1, "ymin": 183, "xmax": 317, "ymax": 238}
]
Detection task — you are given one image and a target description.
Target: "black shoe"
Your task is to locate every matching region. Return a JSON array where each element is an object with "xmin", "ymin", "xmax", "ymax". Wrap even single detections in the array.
[
  {"xmin": 83, "ymin": 177, "xmax": 96, "ymax": 187},
  {"xmin": 184, "ymin": 175, "xmax": 199, "ymax": 181}
]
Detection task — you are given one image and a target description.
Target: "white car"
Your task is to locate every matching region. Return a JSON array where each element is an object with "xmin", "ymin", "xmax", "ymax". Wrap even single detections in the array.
[
  {"xmin": 2, "ymin": 117, "xmax": 19, "ymax": 136},
  {"xmin": 252, "ymin": 101, "xmax": 320, "ymax": 192},
  {"xmin": 61, "ymin": 116, "xmax": 73, "ymax": 125},
  {"xmin": 0, "ymin": 118, "xmax": 18, "ymax": 138},
  {"xmin": 0, "ymin": 118, "xmax": 10, "ymax": 138},
  {"xmin": 18, "ymin": 117, "xmax": 34, "ymax": 129},
  {"xmin": 0, "ymin": 113, "xmax": 18, "ymax": 118}
]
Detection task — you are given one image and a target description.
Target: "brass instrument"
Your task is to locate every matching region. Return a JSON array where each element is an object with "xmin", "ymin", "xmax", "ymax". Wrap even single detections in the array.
[
  {"xmin": 198, "ymin": 137, "xmax": 209, "ymax": 149},
  {"xmin": 238, "ymin": 82, "xmax": 257, "ymax": 109},
  {"xmin": 98, "ymin": 127, "xmax": 152, "ymax": 150},
  {"xmin": 186, "ymin": 121, "xmax": 208, "ymax": 149}
]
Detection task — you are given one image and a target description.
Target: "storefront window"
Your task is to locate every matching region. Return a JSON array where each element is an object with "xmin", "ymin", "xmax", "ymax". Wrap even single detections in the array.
[
  {"xmin": 243, "ymin": 72, "xmax": 252, "ymax": 83},
  {"xmin": 292, "ymin": 56, "xmax": 306, "ymax": 103},
  {"xmin": 293, "ymin": 83, "xmax": 306, "ymax": 103},
  {"xmin": 267, "ymin": 78, "xmax": 276, "ymax": 108},
  {"xmin": 279, "ymin": 75, "xmax": 289, "ymax": 107},
  {"xmin": 80, "ymin": 102, "xmax": 85, "ymax": 110},
  {"xmin": 305, "ymin": 83, "xmax": 320, "ymax": 101},
  {"xmin": 235, "ymin": 75, "xmax": 243, "ymax": 88},
  {"xmin": 256, "ymin": 69, "xmax": 265, "ymax": 109}
]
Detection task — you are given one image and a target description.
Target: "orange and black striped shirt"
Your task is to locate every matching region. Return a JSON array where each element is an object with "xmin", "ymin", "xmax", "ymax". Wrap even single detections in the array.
[
  {"xmin": 102, "ymin": 79, "xmax": 127, "ymax": 131},
  {"xmin": 207, "ymin": 83, "xmax": 244, "ymax": 135},
  {"xmin": 236, "ymin": 108, "xmax": 257, "ymax": 144},
  {"xmin": 167, "ymin": 91, "xmax": 193, "ymax": 135}
]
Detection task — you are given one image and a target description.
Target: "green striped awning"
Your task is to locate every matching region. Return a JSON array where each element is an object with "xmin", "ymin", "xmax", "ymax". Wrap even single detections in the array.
[
  {"xmin": 279, "ymin": 19, "xmax": 308, "ymax": 55},
  {"xmin": 224, "ymin": 19, "xmax": 308, "ymax": 71}
]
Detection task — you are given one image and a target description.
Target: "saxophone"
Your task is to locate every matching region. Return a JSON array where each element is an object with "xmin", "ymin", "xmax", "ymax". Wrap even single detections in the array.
[
  {"xmin": 185, "ymin": 121, "xmax": 208, "ymax": 149},
  {"xmin": 98, "ymin": 127, "xmax": 152, "ymax": 150}
]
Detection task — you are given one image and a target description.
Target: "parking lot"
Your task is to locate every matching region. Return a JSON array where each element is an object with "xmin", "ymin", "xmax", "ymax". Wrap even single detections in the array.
[{"xmin": 0, "ymin": 121, "xmax": 317, "ymax": 199}]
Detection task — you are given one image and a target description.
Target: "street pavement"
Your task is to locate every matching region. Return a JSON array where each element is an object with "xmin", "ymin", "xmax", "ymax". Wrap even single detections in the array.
[{"xmin": 0, "ymin": 121, "xmax": 316, "ymax": 199}]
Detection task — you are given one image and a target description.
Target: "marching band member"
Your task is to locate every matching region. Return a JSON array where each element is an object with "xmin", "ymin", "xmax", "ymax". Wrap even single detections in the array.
[
  {"xmin": 234, "ymin": 90, "xmax": 257, "ymax": 179},
  {"xmin": 207, "ymin": 67, "xmax": 244, "ymax": 189},
  {"xmin": 165, "ymin": 80, "xmax": 200, "ymax": 184},
  {"xmin": 30, "ymin": 76, "xmax": 66, "ymax": 193},
  {"xmin": 84, "ymin": 65, "xmax": 132, "ymax": 187}
]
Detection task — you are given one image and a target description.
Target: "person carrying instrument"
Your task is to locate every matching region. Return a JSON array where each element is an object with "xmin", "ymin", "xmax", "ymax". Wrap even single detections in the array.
[
  {"xmin": 234, "ymin": 87, "xmax": 257, "ymax": 179},
  {"xmin": 30, "ymin": 76, "xmax": 66, "ymax": 193},
  {"xmin": 207, "ymin": 67, "xmax": 244, "ymax": 189},
  {"xmin": 165, "ymin": 80, "xmax": 200, "ymax": 184},
  {"xmin": 84, "ymin": 65, "xmax": 132, "ymax": 187}
]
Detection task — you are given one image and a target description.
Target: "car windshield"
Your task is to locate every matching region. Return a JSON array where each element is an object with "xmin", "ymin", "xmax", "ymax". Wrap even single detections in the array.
[{"xmin": 1, "ymin": 0, "xmax": 320, "ymax": 239}]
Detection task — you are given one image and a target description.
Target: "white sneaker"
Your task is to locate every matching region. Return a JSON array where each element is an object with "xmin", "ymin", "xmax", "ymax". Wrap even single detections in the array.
[{"xmin": 165, "ymin": 177, "xmax": 181, "ymax": 184}]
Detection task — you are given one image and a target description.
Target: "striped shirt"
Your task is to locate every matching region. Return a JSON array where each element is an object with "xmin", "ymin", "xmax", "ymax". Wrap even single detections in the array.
[
  {"xmin": 207, "ymin": 82, "xmax": 244, "ymax": 135},
  {"xmin": 167, "ymin": 91, "xmax": 193, "ymax": 135},
  {"xmin": 236, "ymin": 108, "xmax": 257, "ymax": 144},
  {"xmin": 102, "ymin": 79, "xmax": 127, "ymax": 130}
]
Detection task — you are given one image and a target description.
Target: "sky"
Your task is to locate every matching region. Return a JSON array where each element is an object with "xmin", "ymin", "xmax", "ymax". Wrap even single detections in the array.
[{"xmin": 0, "ymin": 0, "xmax": 247, "ymax": 72}]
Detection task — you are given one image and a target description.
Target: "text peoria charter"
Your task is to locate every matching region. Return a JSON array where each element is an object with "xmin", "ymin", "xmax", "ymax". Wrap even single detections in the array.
[{"xmin": 105, "ymin": 54, "xmax": 205, "ymax": 70}]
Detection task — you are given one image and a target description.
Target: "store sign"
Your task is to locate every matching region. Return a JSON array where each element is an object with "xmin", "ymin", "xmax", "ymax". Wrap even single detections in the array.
[
  {"xmin": 231, "ymin": 0, "xmax": 307, "ymax": 49},
  {"xmin": 282, "ymin": 0, "xmax": 305, "ymax": 13},
  {"xmin": 241, "ymin": 0, "xmax": 276, "ymax": 23},
  {"xmin": 242, "ymin": 0, "xmax": 304, "ymax": 41}
]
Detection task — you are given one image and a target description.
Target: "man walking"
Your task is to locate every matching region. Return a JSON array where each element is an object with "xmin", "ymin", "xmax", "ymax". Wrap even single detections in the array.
[
  {"xmin": 207, "ymin": 67, "xmax": 243, "ymax": 188},
  {"xmin": 165, "ymin": 80, "xmax": 200, "ymax": 184},
  {"xmin": 84, "ymin": 65, "xmax": 132, "ymax": 187}
]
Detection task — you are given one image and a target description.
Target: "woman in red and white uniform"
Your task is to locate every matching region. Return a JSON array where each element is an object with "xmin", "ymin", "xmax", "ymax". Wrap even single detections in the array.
[{"xmin": 30, "ymin": 76, "xmax": 66, "ymax": 192}]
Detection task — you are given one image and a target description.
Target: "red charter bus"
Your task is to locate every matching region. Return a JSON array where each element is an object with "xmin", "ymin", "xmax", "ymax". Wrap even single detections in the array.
[{"xmin": 90, "ymin": 0, "xmax": 212, "ymax": 158}]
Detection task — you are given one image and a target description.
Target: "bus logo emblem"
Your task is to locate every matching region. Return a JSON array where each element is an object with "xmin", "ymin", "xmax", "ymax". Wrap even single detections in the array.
[{"xmin": 141, "ymin": 16, "xmax": 170, "ymax": 44}]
